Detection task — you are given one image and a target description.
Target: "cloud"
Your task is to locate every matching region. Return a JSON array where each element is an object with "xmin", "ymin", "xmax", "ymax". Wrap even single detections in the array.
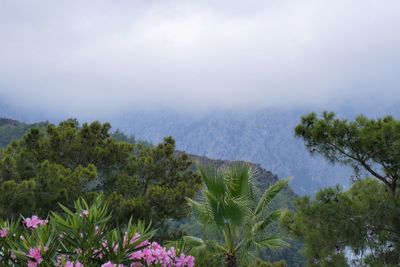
[{"xmin": 0, "ymin": 0, "xmax": 399, "ymax": 117}]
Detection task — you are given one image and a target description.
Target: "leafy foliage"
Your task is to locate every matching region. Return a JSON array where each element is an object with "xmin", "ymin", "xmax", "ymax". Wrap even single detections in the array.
[
  {"xmin": 287, "ymin": 112, "xmax": 400, "ymax": 266},
  {"xmin": 295, "ymin": 112, "xmax": 400, "ymax": 193},
  {"xmin": 0, "ymin": 196, "xmax": 195, "ymax": 266},
  {"xmin": 282, "ymin": 179, "xmax": 400, "ymax": 266},
  {"xmin": 0, "ymin": 119, "xmax": 201, "ymax": 230},
  {"xmin": 183, "ymin": 163, "xmax": 290, "ymax": 267},
  {"xmin": 0, "ymin": 118, "xmax": 49, "ymax": 148}
]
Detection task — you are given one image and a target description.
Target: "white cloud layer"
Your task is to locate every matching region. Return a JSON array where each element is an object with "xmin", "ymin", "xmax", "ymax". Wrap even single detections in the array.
[{"xmin": 0, "ymin": 0, "xmax": 400, "ymax": 116}]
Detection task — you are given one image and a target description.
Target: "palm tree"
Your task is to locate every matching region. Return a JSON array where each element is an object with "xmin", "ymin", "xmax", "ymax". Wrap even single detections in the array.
[{"xmin": 185, "ymin": 163, "xmax": 290, "ymax": 267}]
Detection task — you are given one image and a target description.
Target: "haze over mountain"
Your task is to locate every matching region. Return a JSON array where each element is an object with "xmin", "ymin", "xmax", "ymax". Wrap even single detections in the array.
[
  {"xmin": 1, "ymin": 0, "xmax": 400, "ymax": 117},
  {"xmin": 1, "ymin": 0, "xmax": 400, "ymax": 194},
  {"xmin": 2, "ymin": 105, "xmax": 400, "ymax": 195},
  {"xmin": 110, "ymin": 106, "xmax": 400, "ymax": 194}
]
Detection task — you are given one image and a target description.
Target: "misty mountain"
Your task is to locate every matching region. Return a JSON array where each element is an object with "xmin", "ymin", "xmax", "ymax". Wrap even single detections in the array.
[
  {"xmin": 112, "ymin": 108, "xmax": 356, "ymax": 195},
  {"xmin": 0, "ymin": 115, "xmax": 298, "ymax": 200},
  {"xmin": 2, "ymin": 105, "xmax": 399, "ymax": 194},
  {"xmin": 112, "ymin": 106, "xmax": 400, "ymax": 195}
]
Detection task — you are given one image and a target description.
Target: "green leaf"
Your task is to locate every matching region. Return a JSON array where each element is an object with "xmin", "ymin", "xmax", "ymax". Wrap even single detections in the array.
[{"xmin": 254, "ymin": 178, "xmax": 290, "ymax": 217}]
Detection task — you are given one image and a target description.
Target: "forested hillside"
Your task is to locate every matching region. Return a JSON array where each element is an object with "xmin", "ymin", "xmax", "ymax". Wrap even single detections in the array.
[
  {"xmin": 1, "ymin": 113, "xmax": 399, "ymax": 265},
  {"xmin": 0, "ymin": 117, "xmax": 304, "ymax": 266},
  {"xmin": 0, "ymin": 116, "xmax": 299, "ymax": 208},
  {"xmin": 5, "ymin": 107, "xmax": 400, "ymax": 194},
  {"xmin": 0, "ymin": 118, "xmax": 48, "ymax": 147},
  {"xmin": 112, "ymin": 109, "xmax": 354, "ymax": 194}
]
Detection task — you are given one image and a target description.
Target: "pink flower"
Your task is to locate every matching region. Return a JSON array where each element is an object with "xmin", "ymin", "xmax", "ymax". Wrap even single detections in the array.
[
  {"xmin": 23, "ymin": 216, "xmax": 47, "ymax": 229},
  {"xmin": 152, "ymin": 248, "xmax": 165, "ymax": 262},
  {"xmin": 142, "ymin": 249, "xmax": 155, "ymax": 264},
  {"xmin": 169, "ymin": 247, "xmax": 176, "ymax": 258},
  {"xmin": 28, "ymin": 260, "xmax": 39, "ymax": 267},
  {"xmin": 175, "ymin": 253, "xmax": 187, "ymax": 267},
  {"xmin": 186, "ymin": 256, "xmax": 195, "ymax": 267},
  {"xmin": 101, "ymin": 261, "xmax": 116, "ymax": 267},
  {"xmin": 135, "ymin": 240, "xmax": 149, "ymax": 249},
  {"xmin": 27, "ymin": 247, "xmax": 43, "ymax": 264},
  {"xmin": 175, "ymin": 253, "xmax": 195, "ymax": 267},
  {"xmin": 150, "ymin": 242, "xmax": 162, "ymax": 250},
  {"xmin": 130, "ymin": 233, "xmax": 141, "ymax": 244},
  {"xmin": 0, "ymin": 227, "xmax": 8, "ymax": 238},
  {"xmin": 65, "ymin": 261, "xmax": 84, "ymax": 267},
  {"xmin": 130, "ymin": 250, "xmax": 144, "ymax": 260},
  {"xmin": 128, "ymin": 241, "xmax": 195, "ymax": 267},
  {"xmin": 10, "ymin": 252, "xmax": 17, "ymax": 260}
]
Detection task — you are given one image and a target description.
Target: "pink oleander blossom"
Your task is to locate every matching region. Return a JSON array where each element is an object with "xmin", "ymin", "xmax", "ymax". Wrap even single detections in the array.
[
  {"xmin": 185, "ymin": 256, "xmax": 195, "ymax": 267},
  {"xmin": 28, "ymin": 260, "xmax": 39, "ymax": 267},
  {"xmin": 27, "ymin": 247, "xmax": 43, "ymax": 266},
  {"xmin": 129, "ymin": 240, "xmax": 195, "ymax": 267},
  {"xmin": 175, "ymin": 254, "xmax": 195, "ymax": 267},
  {"xmin": 130, "ymin": 233, "xmax": 141, "ymax": 244},
  {"xmin": 101, "ymin": 261, "xmax": 118, "ymax": 267},
  {"xmin": 65, "ymin": 261, "xmax": 84, "ymax": 267},
  {"xmin": 0, "ymin": 227, "xmax": 8, "ymax": 238},
  {"xmin": 23, "ymin": 215, "xmax": 47, "ymax": 229}
]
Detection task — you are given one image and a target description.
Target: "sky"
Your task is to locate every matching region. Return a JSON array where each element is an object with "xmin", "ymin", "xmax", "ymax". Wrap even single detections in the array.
[{"xmin": 0, "ymin": 0, "xmax": 400, "ymax": 117}]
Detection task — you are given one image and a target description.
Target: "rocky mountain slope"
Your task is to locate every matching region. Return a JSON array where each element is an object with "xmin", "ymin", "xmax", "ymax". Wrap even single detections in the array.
[
  {"xmin": 4, "ymin": 106, "xmax": 399, "ymax": 194},
  {"xmin": 112, "ymin": 109, "xmax": 354, "ymax": 194}
]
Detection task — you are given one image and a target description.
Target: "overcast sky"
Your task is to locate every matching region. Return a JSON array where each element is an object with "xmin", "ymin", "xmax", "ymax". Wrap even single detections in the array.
[{"xmin": 0, "ymin": 0, "xmax": 400, "ymax": 117}]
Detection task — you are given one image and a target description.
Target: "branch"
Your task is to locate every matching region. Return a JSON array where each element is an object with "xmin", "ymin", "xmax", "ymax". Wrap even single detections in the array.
[{"xmin": 326, "ymin": 142, "xmax": 391, "ymax": 188}]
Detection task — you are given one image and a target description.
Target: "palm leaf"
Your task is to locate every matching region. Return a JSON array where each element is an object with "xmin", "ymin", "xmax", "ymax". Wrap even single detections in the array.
[
  {"xmin": 254, "ymin": 178, "xmax": 291, "ymax": 217},
  {"xmin": 186, "ymin": 197, "xmax": 214, "ymax": 225},
  {"xmin": 225, "ymin": 162, "xmax": 252, "ymax": 198},
  {"xmin": 252, "ymin": 210, "xmax": 282, "ymax": 232},
  {"xmin": 254, "ymin": 236, "xmax": 289, "ymax": 249},
  {"xmin": 197, "ymin": 164, "xmax": 225, "ymax": 199}
]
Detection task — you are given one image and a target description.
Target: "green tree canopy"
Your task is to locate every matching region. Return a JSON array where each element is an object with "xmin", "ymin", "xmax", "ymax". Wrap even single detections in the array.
[
  {"xmin": 287, "ymin": 112, "xmax": 400, "ymax": 265},
  {"xmin": 0, "ymin": 119, "xmax": 201, "ymax": 229},
  {"xmin": 295, "ymin": 112, "xmax": 400, "ymax": 193},
  {"xmin": 282, "ymin": 179, "xmax": 400, "ymax": 266}
]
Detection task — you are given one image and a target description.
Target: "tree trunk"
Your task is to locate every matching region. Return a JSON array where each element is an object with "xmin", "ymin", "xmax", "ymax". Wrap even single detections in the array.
[{"xmin": 225, "ymin": 252, "xmax": 238, "ymax": 267}]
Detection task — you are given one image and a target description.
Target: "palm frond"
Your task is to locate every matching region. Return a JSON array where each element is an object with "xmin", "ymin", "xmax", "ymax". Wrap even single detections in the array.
[
  {"xmin": 186, "ymin": 197, "xmax": 214, "ymax": 225},
  {"xmin": 187, "ymin": 164, "xmax": 290, "ymax": 264},
  {"xmin": 254, "ymin": 178, "xmax": 291, "ymax": 217},
  {"xmin": 204, "ymin": 191, "xmax": 226, "ymax": 226},
  {"xmin": 197, "ymin": 164, "xmax": 225, "ymax": 199},
  {"xmin": 224, "ymin": 193, "xmax": 253, "ymax": 225},
  {"xmin": 254, "ymin": 236, "xmax": 289, "ymax": 250},
  {"xmin": 253, "ymin": 210, "xmax": 282, "ymax": 232},
  {"xmin": 225, "ymin": 162, "xmax": 252, "ymax": 198}
]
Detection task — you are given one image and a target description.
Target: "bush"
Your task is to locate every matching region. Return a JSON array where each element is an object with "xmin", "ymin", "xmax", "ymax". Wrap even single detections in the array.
[{"xmin": 0, "ymin": 196, "xmax": 194, "ymax": 267}]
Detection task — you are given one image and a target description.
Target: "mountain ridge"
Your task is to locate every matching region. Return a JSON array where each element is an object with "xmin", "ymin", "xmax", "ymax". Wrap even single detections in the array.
[
  {"xmin": 110, "ymin": 109, "xmax": 355, "ymax": 194},
  {"xmin": 0, "ymin": 116, "xmax": 293, "ymax": 195}
]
